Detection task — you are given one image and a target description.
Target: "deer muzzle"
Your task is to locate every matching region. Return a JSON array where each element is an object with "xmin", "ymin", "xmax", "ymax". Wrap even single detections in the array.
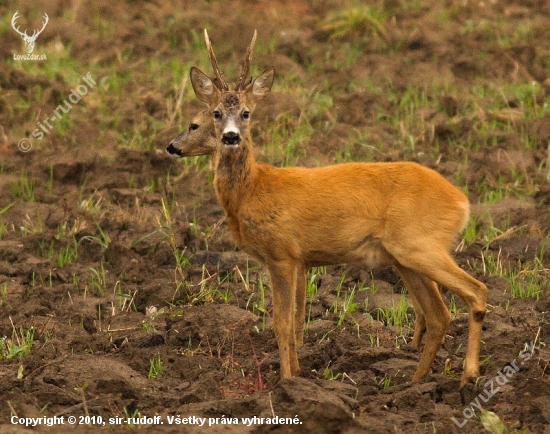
[
  {"xmin": 222, "ymin": 131, "xmax": 240, "ymax": 146},
  {"xmin": 166, "ymin": 142, "xmax": 183, "ymax": 157}
]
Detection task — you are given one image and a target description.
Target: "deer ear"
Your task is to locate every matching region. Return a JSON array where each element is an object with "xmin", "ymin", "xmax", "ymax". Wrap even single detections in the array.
[
  {"xmin": 248, "ymin": 67, "xmax": 274, "ymax": 102},
  {"xmin": 190, "ymin": 67, "xmax": 218, "ymax": 104}
]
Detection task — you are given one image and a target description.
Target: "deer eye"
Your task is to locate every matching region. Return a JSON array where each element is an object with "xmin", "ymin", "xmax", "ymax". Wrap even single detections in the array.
[
  {"xmin": 189, "ymin": 123, "xmax": 199, "ymax": 131},
  {"xmin": 242, "ymin": 110, "xmax": 250, "ymax": 120},
  {"xmin": 213, "ymin": 110, "xmax": 221, "ymax": 120}
]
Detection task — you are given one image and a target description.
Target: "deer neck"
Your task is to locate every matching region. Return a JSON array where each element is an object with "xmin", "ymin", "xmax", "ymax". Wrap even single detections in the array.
[{"xmin": 213, "ymin": 136, "xmax": 256, "ymax": 216}]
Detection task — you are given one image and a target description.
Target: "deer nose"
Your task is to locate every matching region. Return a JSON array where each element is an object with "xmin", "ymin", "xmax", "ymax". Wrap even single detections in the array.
[
  {"xmin": 166, "ymin": 142, "xmax": 183, "ymax": 157},
  {"xmin": 222, "ymin": 132, "xmax": 240, "ymax": 146}
]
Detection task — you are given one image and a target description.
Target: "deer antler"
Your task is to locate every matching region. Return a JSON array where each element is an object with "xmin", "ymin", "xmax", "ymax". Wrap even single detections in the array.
[
  {"xmin": 11, "ymin": 11, "xmax": 48, "ymax": 41},
  {"xmin": 204, "ymin": 29, "xmax": 229, "ymax": 91},
  {"xmin": 30, "ymin": 13, "xmax": 49, "ymax": 40},
  {"xmin": 235, "ymin": 30, "xmax": 257, "ymax": 91},
  {"xmin": 11, "ymin": 11, "xmax": 28, "ymax": 38}
]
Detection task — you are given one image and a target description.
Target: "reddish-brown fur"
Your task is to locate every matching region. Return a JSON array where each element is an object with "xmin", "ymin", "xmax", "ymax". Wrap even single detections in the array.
[{"xmin": 170, "ymin": 31, "xmax": 487, "ymax": 387}]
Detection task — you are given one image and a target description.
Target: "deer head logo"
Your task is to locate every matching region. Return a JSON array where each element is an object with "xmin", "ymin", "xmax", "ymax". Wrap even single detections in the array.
[{"xmin": 11, "ymin": 11, "xmax": 49, "ymax": 54}]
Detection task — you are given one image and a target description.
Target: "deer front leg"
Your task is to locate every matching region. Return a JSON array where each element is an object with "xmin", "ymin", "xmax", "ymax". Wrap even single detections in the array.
[
  {"xmin": 294, "ymin": 263, "xmax": 307, "ymax": 348},
  {"xmin": 268, "ymin": 260, "xmax": 300, "ymax": 379}
]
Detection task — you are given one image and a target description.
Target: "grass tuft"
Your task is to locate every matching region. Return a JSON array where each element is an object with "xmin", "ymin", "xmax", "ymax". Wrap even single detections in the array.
[{"xmin": 322, "ymin": 5, "xmax": 389, "ymax": 44}]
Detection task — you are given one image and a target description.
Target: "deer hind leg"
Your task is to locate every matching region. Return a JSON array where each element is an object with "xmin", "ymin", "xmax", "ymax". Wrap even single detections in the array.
[
  {"xmin": 268, "ymin": 259, "xmax": 300, "ymax": 379},
  {"xmin": 418, "ymin": 276, "xmax": 447, "ymax": 345},
  {"xmin": 407, "ymin": 290, "xmax": 427, "ymax": 350},
  {"xmin": 395, "ymin": 264, "xmax": 450, "ymax": 382},
  {"xmin": 294, "ymin": 263, "xmax": 307, "ymax": 348},
  {"xmin": 399, "ymin": 251, "xmax": 487, "ymax": 387}
]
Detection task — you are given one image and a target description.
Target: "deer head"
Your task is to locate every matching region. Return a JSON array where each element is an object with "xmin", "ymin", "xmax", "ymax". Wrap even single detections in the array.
[
  {"xmin": 190, "ymin": 29, "xmax": 274, "ymax": 149},
  {"xmin": 12, "ymin": 11, "xmax": 49, "ymax": 54},
  {"xmin": 166, "ymin": 29, "xmax": 272, "ymax": 157},
  {"xmin": 166, "ymin": 109, "xmax": 217, "ymax": 157}
]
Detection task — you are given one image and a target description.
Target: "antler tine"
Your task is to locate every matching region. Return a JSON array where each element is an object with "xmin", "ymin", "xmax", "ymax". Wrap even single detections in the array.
[
  {"xmin": 235, "ymin": 30, "xmax": 257, "ymax": 91},
  {"xmin": 11, "ymin": 10, "xmax": 19, "ymax": 27},
  {"xmin": 204, "ymin": 29, "xmax": 228, "ymax": 91}
]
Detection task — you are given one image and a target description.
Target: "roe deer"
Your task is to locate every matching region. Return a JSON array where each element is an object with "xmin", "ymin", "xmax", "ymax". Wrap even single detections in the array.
[
  {"xmin": 166, "ymin": 109, "xmax": 215, "ymax": 158},
  {"xmin": 169, "ymin": 29, "xmax": 487, "ymax": 387}
]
